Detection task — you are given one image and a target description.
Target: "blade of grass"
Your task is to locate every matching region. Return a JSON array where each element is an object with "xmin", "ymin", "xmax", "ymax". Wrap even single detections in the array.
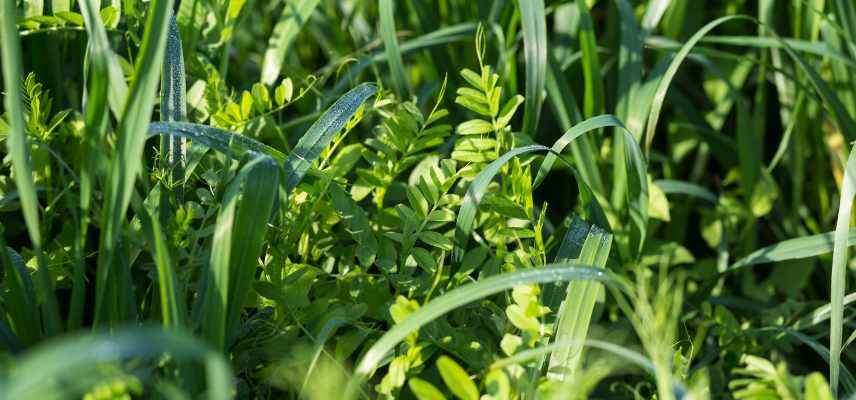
[
  {"xmin": 793, "ymin": 292, "xmax": 856, "ymax": 330},
  {"xmin": 260, "ymin": 0, "xmax": 321, "ymax": 85},
  {"xmin": 78, "ymin": 0, "xmax": 129, "ymax": 119},
  {"xmin": 519, "ymin": 0, "xmax": 547, "ymax": 138},
  {"xmin": 575, "ymin": 0, "xmax": 603, "ymax": 119},
  {"xmin": 611, "ymin": 0, "xmax": 644, "ymax": 210},
  {"xmin": 134, "ymin": 193, "xmax": 183, "ymax": 328},
  {"xmin": 200, "ymin": 155, "xmax": 279, "ymax": 351},
  {"xmin": 95, "ymin": 0, "xmax": 175, "ymax": 325},
  {"xmin": 548, "ymin": 226, "xmax": 612, "ymax": 381},
  {"xmin": 641, "ymin": 0, "xmax": 672, "ymax": 32},
  {"xmin": 379, "ymin": 0, "xmax": 409, "ymax": 97},
  {"xmin": 344, "ymin": 264, "xmax": 621, "ymax": 398},
  {"xmin": 829, "ymin": 144, "xmax": 856, "ymax": 394},
  {"xmin": 148, "ymin": 121, "xmax": 287, "ymax": 163},
  {"xmin": 333, "ymin": 22, "xmax": 476, "ymax": 93},
  {"xmin": 0, "ymin": 327, "xmax": 232, "ymax": 400},
  {"xmin": 72, "ymin": 0, "xmax": 115, "ymax": 330},
  {"xmin": 691, "ymin": 35, "xmax": 856, "ymax": 69},
  {"xmin": 727, "ymin": 228, "xmax": 856, "ymax": 272},
  {"xmin": 654, "ymin": 179, "xmax": 718, "ymax": 204},
  {"xmin": 0, "ymin": 0, "xmax": 62, "ymax": 335},
  {"xmin": 283, "ymin": 83, "xmax": 377, "ymax": 194},
  {"xmin": 160, "ymin": 12, "xmax": 187, "ymax": 189},
  {"xmin": 644, "ymin": 15, "xmax": 748, "ymax": 156},
  {"xmin": 532, "ymin": 114, "xmax": 648, "ymax": 258},
  {"xmin": 545, "ymin": 49, "xmax": 605, "ymax": 195}
]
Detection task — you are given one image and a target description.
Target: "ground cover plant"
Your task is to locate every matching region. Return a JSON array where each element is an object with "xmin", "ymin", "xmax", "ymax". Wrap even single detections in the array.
[{"xmin": 1, "ymin": 0, "xmax": 856, "ymax": 398}]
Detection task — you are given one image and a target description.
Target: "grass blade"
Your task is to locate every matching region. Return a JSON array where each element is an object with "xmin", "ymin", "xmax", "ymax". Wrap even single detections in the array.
[
  {"xmin": 260, "ymin": 0, "xmax": 321, "ymax": 85},
  {"xmin": 0, "ymin": 327, "xmax": 233, "ymax": 400},
  {"xmin": 612, "ymin": 0, "xmax": 644, "ymax": 209},
  {"xmin": 727, "ymin": 229, "xmax": 856, "ymax": 272},
  {"xmin": 0, "ymin": 0, "xmax": 62, "ymax": 335},
  {"xmin": 532, "ymin": 115, "xmax": 648, "ymax": 258},
  {"xmin": 794, "ymin": 292, "xmax": 856, "ymax": 330},
  {"xmin": 78, "ymin": 0, "xmax": 129, "ymax": 119},
  {"xmin": 149, "ymin": 121, "xmax": 287, "ymax": 163},
  {"xmin": 160, "ymin": 12, "xmax": 187, "ymax": 187},
  {"xmin": 134, "ymin": 194, "xmax": 184, "ymax": 328},
  {"xmin": 544, "ymin": 52, "xmax": 605, "ymax": 194},
  {"xmin": 200, "ymin": 156, "xmax": 279, "ymax": 351},
  {"xmin": 641, "ymin": 0, "xmax": 672, "ymax": 31},
  {"xmin": 345, "ymin": 264, "xmax": 620, "ymax": 398},
  {"xmin": 575, "ymin": 0, "xmax": 603, "ymax": 119},
  {"xmin": 379, "ymin": 0, "xmax": 409, "ymax": 97},
  {"xmin": 95, "ymin": 0, "xmax": 175, "ymax": 324},
  {"xmin": 548, "ymin": 226, "xmax": 612, "ymax": 381},
  {"xmin": 654, "ymin": 179, "xmax": 718, "ymax": 204},
  {"xmin": 830, "ymin": 144, "xmax": 856, "ymax": 394},
  {"xmin": 333, "ymin": 22, "xmax": 476, "ymax": 93},
  {"xmin": 519, "ymin": 0, "xmax": 547, "ymax": 138},
  {"xmin": 283, "ymin": 83, "xmax": 377, "ymax": 194},
  {"xmin": 644, "ymin": 15, "xmax": 747, "ymax": 156}
]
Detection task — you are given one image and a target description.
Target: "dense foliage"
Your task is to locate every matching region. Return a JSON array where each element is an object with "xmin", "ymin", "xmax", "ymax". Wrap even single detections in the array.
[{"xmin": 1, "ymin": 0, "xmax": 856, "ymax": 398}]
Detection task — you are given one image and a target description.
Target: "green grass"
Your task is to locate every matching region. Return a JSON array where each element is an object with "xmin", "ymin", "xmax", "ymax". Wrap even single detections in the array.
[{"xmin": 2, "ymin": 0, "xmax": 856, "ymax": 398}]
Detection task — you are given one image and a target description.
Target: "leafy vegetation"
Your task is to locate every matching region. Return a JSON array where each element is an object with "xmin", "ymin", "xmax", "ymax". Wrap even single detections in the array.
[{"xmin": 1, "ymin": 0, "xmax": 856, "ymax": 398}]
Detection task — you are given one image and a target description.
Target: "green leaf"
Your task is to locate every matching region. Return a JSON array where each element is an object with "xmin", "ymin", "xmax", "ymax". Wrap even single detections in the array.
[
  {"xmin": 437, "ymin": 356, "xmax": 479, "ymax": 400},
  {"xmin": 407, "ymin": 185, "xmax": 429, "ymax": 217},
  {"xmin": 54, "ymin": 11, "xmax": 82, "ymax": 25},
  {"xmin": 284, "ymin": 83, "xmax": 377, "ymax": 193},
  {"xmin": 275, "ymin": 78, "xmax": 294, "ymax": 106},
  {"xmin": 496, "ymin": 95, "xmax": 524, "ymax": 130},
  {"xmin": 331, "ymin": 184, "xmax": 378, "ymax": 267},
  {"xmin": 805, "ymin": 373, "xmax": 834, "ymax": 400},
  {"xmin": 655, "ymin": 179, "xmax": 718, "ymax": 204},
  {"xmin": 419, "ymin": 231, "xmax": 453, "ymax": 251},
  {"xmin": 456, "ymin": 119, "xmax": 493, "ymax": 135},
  {"xmin": 261, "ymin": 0, "xmax": 321, "ymax": 85},
  {"xmin": 648, "ymin": 180, "xmax": 671, "ymax": 222},
  {"xmin": 409, "ymin": 378, "xmax": 447, "ymax": 400}
]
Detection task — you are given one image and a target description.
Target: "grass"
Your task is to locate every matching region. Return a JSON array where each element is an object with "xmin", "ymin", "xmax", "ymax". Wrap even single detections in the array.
[{"xmin": 1, "ymin": 0, "xmax": 856, "ymax": 398}]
